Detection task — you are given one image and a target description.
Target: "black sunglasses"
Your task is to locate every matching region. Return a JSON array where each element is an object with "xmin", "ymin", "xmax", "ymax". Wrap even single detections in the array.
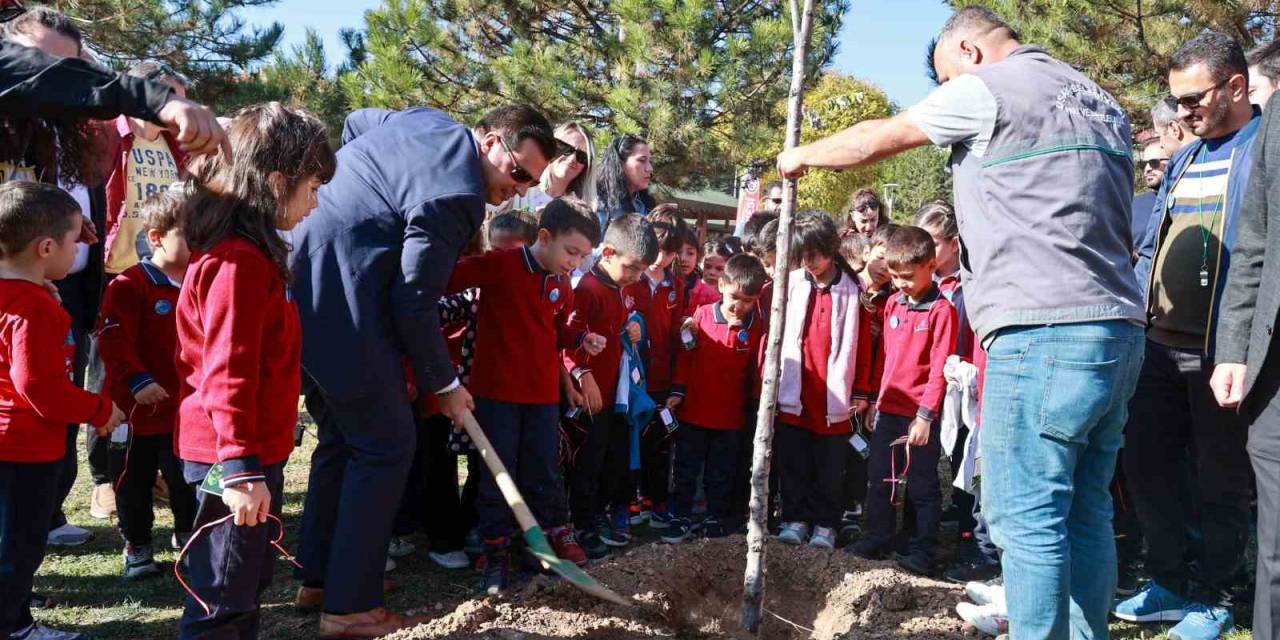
[
  {"xmin": 1171, "ymin": 79, "xmax": 1229, "ymax": 111},
  {"xmin": 0, "ymin": 0, "xmax": 26, "ymax": 23},
  {"xmin": 499, "ymin": 137, "xmax": 539, "ymax": 186},
  {"xmin": 1140, "ymin": 158, "xmax": 1168, "ymax": 170},
  {"xmin": 767, "ymin": 197, "xmax": 783, "ymax": 205},
  {"xmin": 555, "ymin": 140, "xmax": 589, "ymax": 167}
]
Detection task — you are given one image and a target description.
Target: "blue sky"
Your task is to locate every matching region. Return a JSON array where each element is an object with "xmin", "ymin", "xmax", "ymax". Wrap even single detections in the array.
[{"xmin": 239, "ymin": 0, "xmax": 952, "ymax": 106}]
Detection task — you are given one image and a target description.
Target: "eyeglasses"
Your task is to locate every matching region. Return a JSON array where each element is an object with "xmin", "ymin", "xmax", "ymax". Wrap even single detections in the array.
[
  {"xmin": 555, "ymin": 139, "xmax": 589, "ymax": 167},
  {"xmin": 0, "ymin": 0, "xmax": 26, "ymax": 23},
  {"xmin": 767, "ymin": 197, "xmax": 783, "ymax": 205},
  {"xmin": 1140, "ymin": 158, "xmax": 1168, "ymax": 170},
  {"xmin": 499, "ymin": 137, "xmax": 539, "ymax": 186},
  {"xmin": 1171, "ymin": 79, "xmax": 1229, "ymax": 111}
]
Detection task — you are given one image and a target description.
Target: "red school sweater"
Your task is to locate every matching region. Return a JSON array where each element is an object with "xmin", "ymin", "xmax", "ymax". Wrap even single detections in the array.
[
  {"xmin": 0, "ymin": 280, "xmax": 113, "ymax": 462},
  {"xmin": 625, "ymin": 268, "xmax": 684, "ymax": 395},
  {"xmin": 96, "ymin": 260, "xmax": 181, "ymax": 436},
  {"xmin": 449, "ymin": 247, "xmax": 581, "ymax": 404},
  {"xmin": 876, "ymin": 285, "xmax": 958, "ymax": 422},
  {"xmin": 175, "ymin": 237, "xmax": 300, "ymax": 484},
  {"xmin": 670, "ymin": 302, "xmax": 764, "ymax": 430},
  {"xmin": 564, "ymin": 267, "xmax": 633, "ymax": 400}
]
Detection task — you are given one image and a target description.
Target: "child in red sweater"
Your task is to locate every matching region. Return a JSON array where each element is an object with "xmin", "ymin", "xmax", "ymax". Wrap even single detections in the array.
[
  {"xmin": 448, "ymin": 197, "xmax": 605, "ymax": 593},
  {"xmin": 0, "ymin": 182, "xmax": 123, "ymax": 640},
  {"xmin": 96, "ymin": 190, "xmax": 198, "ymax": 581},
  {"xmin": 564, "ymin": 213, "xmax": 658, "ymax": 557},
  {"xmin": 663, "ymin": 254, "xmax": 766, "ymax": 542},
  {"xmin": 174, "ymin": 104, "xmax": 336, "ymax": 640},
  {"xmin": 850, "ymin": 226, "xmax": 957, "ymax": 577}
]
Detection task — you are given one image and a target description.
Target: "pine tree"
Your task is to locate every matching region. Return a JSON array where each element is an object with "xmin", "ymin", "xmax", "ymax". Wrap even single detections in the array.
[{"xmin": 342, "ymin": 0, "xmax": 847, "ymax": 189}]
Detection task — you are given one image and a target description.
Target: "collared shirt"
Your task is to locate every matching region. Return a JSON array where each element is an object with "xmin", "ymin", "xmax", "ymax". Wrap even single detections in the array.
[
  {"xmin": 565, "ymin": 265, "xmax": 634, "ymax": 399},
  {"xmin": 779, "ymin": 268, "xmax": 846, "ymax": 434},
  {"xmin": 877, "ymin": 284, "xmax": 957, "ymax": 422},
  {"xmin": 671, "ymin": 301, "xmax": 763, "ymax": 430}
]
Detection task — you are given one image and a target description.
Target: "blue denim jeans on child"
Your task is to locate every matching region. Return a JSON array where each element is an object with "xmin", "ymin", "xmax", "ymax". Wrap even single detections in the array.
[{"xmin": 980, "ymin": 320, "xmax": 1144, "ymax": 640}]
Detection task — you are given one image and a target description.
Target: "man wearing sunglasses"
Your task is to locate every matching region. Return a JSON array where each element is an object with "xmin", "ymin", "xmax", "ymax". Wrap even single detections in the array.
[
  {"xmin": 288, "ymin": 104, "xmax": 554, "ymax": 638},
  {"xmin": 1130, "ymin": 141, "xmax": 1168, "ymax": 256},
  {"xmin": 1123, "ymin": 32, "xmax": 1262, "ymax": 640}
]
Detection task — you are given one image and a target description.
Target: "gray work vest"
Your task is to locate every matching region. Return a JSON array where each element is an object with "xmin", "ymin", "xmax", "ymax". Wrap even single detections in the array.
[{"xmin": 950, "ymin": 45, "xmax": 1145, "ymax": 341}]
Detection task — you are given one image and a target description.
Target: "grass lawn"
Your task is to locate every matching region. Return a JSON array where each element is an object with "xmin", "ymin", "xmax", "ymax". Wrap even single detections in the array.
[{"xmin": 28, "ymin": 412, "xmax": 1258, "ymax": 639}]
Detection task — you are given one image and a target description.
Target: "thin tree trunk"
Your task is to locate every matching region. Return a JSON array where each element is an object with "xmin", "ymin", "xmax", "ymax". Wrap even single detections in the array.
[{"xmin": 740, "ymin": 0, "xmax": 817, "ymax": 632}]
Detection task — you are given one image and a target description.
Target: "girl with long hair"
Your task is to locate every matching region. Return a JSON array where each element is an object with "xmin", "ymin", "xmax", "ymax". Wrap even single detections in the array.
[{"xmin": 594, "ymin": 133, "xmax": 655, "ymax": 229}]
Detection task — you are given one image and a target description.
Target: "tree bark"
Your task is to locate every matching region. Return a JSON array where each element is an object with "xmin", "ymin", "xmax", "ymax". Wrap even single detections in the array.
[{"xmin": 740, "ymin": 0, "xmax": 817, "ymax": 632}]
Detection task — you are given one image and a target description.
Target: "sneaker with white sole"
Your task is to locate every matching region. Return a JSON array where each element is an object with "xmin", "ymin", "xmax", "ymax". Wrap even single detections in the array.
[
  {"xmin": 384, "ymin": 556, "xmax": 397, "ymax": 573},
  {"xmin": 1168, "ymin": 603, "xmax": 1234, "ymax": 640},
  {"xmin": 965, "ymin": 579, "xmax": 1006, "ymax": 609},
  {"xmin": 122, "ymin": 544, "xmax": 160, "ymax": 581},
  {"xmin": 47, "ymin": 523, "xmax": 92, "ymax": 547},
  {"xmin": 957, "ymin": 601, "xmax": 1009, "ymax": 636},
  {"xmin": 808, "ymin": 526, "xmax": 835, "ymax": 549},
  {"xmin": 171, "ymin": 531, "xmax": 192, "ymax": 551},
  {"xmin": 388, "ymin": 536, "xmax": 416, "ymax": 558},
  {"xmin": 10, "ymin": 623, "xmax": 84, "ymax": 640},
  {"xmin": 776, "ymin": 522, "xmax": 809, "ymax": 545},
  {"xmin": 1112, "ymin": 580, "xmax": 1188, "ymax": 623},
  {"xmin": 428, "ymin": 550, "xmax": 471, "ymax": 569}
]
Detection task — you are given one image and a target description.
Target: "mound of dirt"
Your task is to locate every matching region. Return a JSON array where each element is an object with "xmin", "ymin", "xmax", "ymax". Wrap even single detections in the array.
[{"xmin": 385, "ymin": 536, "xmax": 972, "ymax": 639}]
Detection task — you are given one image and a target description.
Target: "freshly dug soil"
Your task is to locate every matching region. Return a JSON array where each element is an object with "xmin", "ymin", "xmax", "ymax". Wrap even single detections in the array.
[{"xmin": 385, "ymin": 536, "xmax": 971, "ymax": 639}]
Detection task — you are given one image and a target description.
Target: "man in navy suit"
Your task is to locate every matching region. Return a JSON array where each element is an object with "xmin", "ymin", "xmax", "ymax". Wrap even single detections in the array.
[{"xmin": 289, "ymin": 105, "xmax": 554, "ymax": 638}]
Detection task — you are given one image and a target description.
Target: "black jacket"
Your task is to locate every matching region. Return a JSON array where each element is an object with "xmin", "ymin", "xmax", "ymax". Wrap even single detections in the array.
[{"xmin": 0, "ymin": 40, "xmax": 170, "ymax": 122}]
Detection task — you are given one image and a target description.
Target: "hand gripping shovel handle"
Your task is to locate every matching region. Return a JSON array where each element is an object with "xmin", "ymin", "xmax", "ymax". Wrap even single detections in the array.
[{"xmin": 457, "ymin": 410, "xmax": 630, "ymax": 607}]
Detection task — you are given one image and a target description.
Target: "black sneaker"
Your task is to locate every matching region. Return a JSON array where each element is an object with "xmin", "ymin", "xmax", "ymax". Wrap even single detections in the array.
[
  {"xmin": 847, "ymin": 538, "xmax": 890, "ymax": 560},
  {"xmin": 703, "ymin": 517, "xmax": 728, "ymax": 539},
  {"xmin": 1116, "ymin": 563, "xmax": 1139, "ymax": 596},
  {"xmin": 481, "ymin": 544, "xmax": 510, "ymax": 595},
  {"xmin": 896, "ymin": 552, "xmax": 935, "ymax": 577},
  {"xmin": 944, "ymin": 558, "xmax": 1001, "ymax": 584},
  {"xmin": 661, "ymin": 518, "xmax": 692, "ymax": 544},
  {"xmin": 940, "ymin": 504, "xmax": 965, "ymax": 523},
  {"xmin": 578, "ymin": 529, "xmax": 610, "ymax": 559}
]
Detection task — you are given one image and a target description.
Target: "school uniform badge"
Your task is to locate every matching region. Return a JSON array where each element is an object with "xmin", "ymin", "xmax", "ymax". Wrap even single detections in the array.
[
  {"xmin": 549, "ymin": 288, "xmax": 561, "ymax": 303},
  {"xmin": 154, "ymin": 300, "xmax": 173, "ymax": 315},
  {"xmin": 668, "ymin": 291, "xmax": 677, "ymax": 304},
  {"xmin": 889, "ymin": 315, "xmax": 900, "ymax": 329},
  {"xmin": 737, "ymin": 329, "xmax": 749, "ymax": 344}
]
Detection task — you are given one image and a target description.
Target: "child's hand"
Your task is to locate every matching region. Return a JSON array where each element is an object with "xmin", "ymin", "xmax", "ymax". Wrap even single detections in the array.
[
  {"xmin": 133, "ymin": 382, "xmax": 170, "ymax": 406},
  {"xmin": 564, "ymin": 384, "xmax": 585, "ymax": 410},
  {"xmin": 852, "ymin": 398, "xmax": 869, "ymax": 415},
  {"xmin": 98, "ymin": 403, "xmax": 126, "ymax": 437},
  {"xmin": 582, "ymin": 332, "xmax": 606, "ymax": 356},
  {"xmin": 579, "ymin": 374, "xmax": 603, "ymax": 414},
  {"xmin": 907, "ymin": 417, "xmax": 930, "ymax": 447},
  {"xmin": 223, "ymin": 481, "xmax": 271, "ymax": 527},
  {"xmin": 666, "ymin": 396, "xmax": 682, "ymax": 410},
  {"xmin": 627, "ymin": 321, "xmax": 642, "ymax": 345}
]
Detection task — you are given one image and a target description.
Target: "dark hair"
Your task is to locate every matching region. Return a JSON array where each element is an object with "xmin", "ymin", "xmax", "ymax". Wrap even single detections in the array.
[
  {"xmin": 1170, "ymin": 31, "xmax": 1248, "ymax": 84},
  {"xmin": 539, "ymin": 196, "xmax": 601, "ymax": 246},
  {"xmin": 791, "ymin": 209, "xmax": 840, "ymax": 260},
  {"xmin": 743, "ymin": 212, "xmax": 778, "ymax": 256},
  {"xmin": 184, "ymin": 102, "xmax": 336, "ymax": 279},
  {"xmin": 884, "ymin": 225, "xmax": 937, "ymax": 269},
  {"xmin": 871, "ymin": 223, "xmax": 900, "ymax": 248},
  {"xmin": 925, "ymin": 37, "xmax": 941, "ymax": 86},
  {"xmin": 0, "ymin": 181, "xmax": 80, "ymax": 258},
  {"xmin": 488, "ymin": 211, "xmax": 537, "ymax": 246},
  {"xmin": 938, "ymin": 6, "xmax": 1019, "ymax": 45},
  {"xmin": 763, "ymin": 180, "xmax": 783, "ymax": 194},
  {"xmin": 140, "ymin": 189, "xmax": 187, "ymax": 237},
  {"xmin": 845, "ymin": 187, "xmax": 889, "ymax": 228},
  {"xmin": 912, "ymin": 201, "xmax": 957, "ymax": 238},
  {"xmin": 474, "ymin": 104, "xmax": 557, "ymax": 161},
  {"xmin": 720, "ymin": 253, "xmax": 767, "ymax": 296},
  {"xmin": 2, "ymin": 7, "xmax": 82, "ymax": 50},
  {"xmin": 127, "ymin": 60, "xmax": 190, "ymax": 89},
  {"xmin": 646, "ymin": 203, "xmax": 686, "ymax": 254},
  {"xmin": 704, "ymin": 237, "xmax": 739, "ymax": 260},
  {"xmin": 602, "ymin": 213, "xmax": 659, "ymax": 265},
  {"xmin": 1249, "ymin": 39, "xmax": 1280, "ymax": 85},
  {"xmin": 719, "ymin": 235, "xmax": 744, "ymax": 256},
  {"xmin": 678, "ymin": 226, "xmax": 700, "ymax": 253},
  {"xmin": 596, "ymin": 134, "xmax": 656, "ymax": 217},
  {"xmin": 759, "ymin": 218, "xmax": 779, "ymax": 255},
  {"xmin": 840, "ymin": 232, "xmax": 870, "ymax": 271}
]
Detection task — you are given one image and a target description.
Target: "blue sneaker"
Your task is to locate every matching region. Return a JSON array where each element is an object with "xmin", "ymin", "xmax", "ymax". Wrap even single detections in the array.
[
  {"xmin": 648, "ymin": 503, "xmax": 673, "ymax": 529},
  {"xmin": 1112, "ymin": 581, "xmax": 1189, "ymax": 623},
  {"xmin": 599, "ymin": 509, "xmax": 631, "ymax": 547},
  {"xmin": 1168, "ymin": 603, "xmax": 1233, "ymax": 640}
]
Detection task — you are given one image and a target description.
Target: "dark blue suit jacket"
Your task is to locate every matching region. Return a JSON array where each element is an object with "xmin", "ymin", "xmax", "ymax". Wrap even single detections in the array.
[{"xmin": 290, "ymin": 108, "xmax": 486, "ymax": 401}]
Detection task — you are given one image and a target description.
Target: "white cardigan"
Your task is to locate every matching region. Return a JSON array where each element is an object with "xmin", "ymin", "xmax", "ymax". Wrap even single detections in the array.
[{"xmin": 776, "ymin": 268, "xmax": 862, "ymax": 424}]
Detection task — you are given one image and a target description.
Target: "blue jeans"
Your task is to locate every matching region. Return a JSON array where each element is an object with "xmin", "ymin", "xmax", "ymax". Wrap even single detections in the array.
[{"xmin": 980, "ymin": 321, "xmax": 1144, "ymax": 640}]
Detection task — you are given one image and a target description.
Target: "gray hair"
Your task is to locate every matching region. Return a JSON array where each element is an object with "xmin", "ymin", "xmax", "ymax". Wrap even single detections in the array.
[
  {"xmin": 1151, "ymin": 96, "xmax": 1178, "ymax": 129},
  {"xmin": 937, "ymin": 6, "xmax": 1019, "ymax": 44}
]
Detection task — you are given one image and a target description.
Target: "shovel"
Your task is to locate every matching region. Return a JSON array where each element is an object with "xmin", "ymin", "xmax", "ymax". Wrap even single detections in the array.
[{"xmin": 458, "ymin": 409, "xmax": 631, "ymax": 607}]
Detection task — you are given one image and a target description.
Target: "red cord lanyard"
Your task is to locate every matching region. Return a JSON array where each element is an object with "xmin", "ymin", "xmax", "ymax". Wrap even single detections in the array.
[
  {"xmin": 111, "ymin": 404, "xmax": 150, "ymax": 493},
  {"xmin": 884, "ymin": 436, "xmax": 912, "ymax": 507},
  {"xmin": 173, "ymin": 512, "xmax": 301, "ymax": 615}
]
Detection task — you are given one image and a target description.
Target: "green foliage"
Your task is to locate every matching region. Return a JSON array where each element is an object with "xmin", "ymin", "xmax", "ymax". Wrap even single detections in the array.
[
  {"xmin": 877, "ymin": 145, "xmax": 952, "ymax": 223},
  {"xmin": 342, "ymin": 0, "xmax": 847, "ymax": 189},
  {"xmin": 949, "ymin": 0, "xmax": 1280, "ymax": 128}
]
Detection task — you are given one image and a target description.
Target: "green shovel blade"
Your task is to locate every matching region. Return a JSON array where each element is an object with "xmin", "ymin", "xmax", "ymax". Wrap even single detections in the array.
[{"xmin": 521, "ymin": 526, "xmax": 631, "ymax": 607}]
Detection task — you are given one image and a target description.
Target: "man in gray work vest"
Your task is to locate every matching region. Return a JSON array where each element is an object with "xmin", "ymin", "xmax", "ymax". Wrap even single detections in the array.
[{"xmin": 776, "ymin": 7, "xmax": 1145, "ymax": 639}]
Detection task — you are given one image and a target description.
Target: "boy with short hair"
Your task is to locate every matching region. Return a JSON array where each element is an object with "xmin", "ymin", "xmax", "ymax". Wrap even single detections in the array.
[
  {"xmin": 447, "ymin": 197, "xmax": 606, "ymax": 594},
  {"xmin": 850, "ymin": 226, "xmax": 957, "ymax": 577},
  {"xmin": 564, "ymin": 213, "xmax": 658, "ymax": 557},
  {"xmin": 96, "ymin": 190, "xmax": 198, "ymax": 581},
  {"xmin": 485, "ymin": 211, "xmax": 537, "ymax": 251},
  {"xmin": 663, "ymin": 254, "xmax": 767, "ymax": 541},
  {"xmin": 0, "ymin": 182, "xmax": 124, "ymax": 640}
]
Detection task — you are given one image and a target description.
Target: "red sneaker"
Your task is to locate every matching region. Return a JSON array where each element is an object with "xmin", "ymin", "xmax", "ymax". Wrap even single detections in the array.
[{"xmin": 550, "ymin": 527, "xmax": 588, "ymax": 567}]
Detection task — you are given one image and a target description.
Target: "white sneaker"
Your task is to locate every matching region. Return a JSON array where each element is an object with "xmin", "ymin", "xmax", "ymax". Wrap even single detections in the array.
[
  {"xmin": 384, "ymin": 556, "xmax": 397, "ymax": 572},
  {"xmin": 387, "ymin": 536, "xmax": 416, "ymax": 558},
  {"xmin": 957, "ymin": 601, "xmax": 1009, "ymax": 636},
  {"xmin": 122, "ymin": 545, "xmax": 160, "ymax": 581},
  {"xmin": 776, "ymin": 522, "xmax": 809, "ymax": 545},
  {"xmin": 965, "ymin": 580, "xmax": 1006, "ymax": 609},
  {"xmin": 808, "ymin": 526, "xmax": 835, "ymax": 549},
  {"xmin": 47, "ymin": 523, "xmax": 92, "ymax": 547},
  {"xmin": 428, "ymin": 550, "xmax": 471, "ymax": 569}
]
